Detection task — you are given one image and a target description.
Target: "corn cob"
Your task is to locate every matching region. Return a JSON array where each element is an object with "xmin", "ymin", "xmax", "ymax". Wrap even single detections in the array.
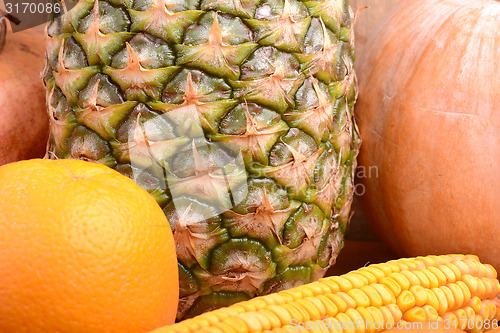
[{"xmin": 151, "ymin": 255, "xmax": 500, "ymax": 333}]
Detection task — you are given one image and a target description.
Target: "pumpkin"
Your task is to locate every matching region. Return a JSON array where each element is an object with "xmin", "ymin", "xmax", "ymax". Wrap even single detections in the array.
[
  {"xmin": 0, "ymin": 20, "xmax": 48, "ymax": 165},
  {"xmin": 355, "ymin": 0, "xmax": 500, "ymax": 268}
]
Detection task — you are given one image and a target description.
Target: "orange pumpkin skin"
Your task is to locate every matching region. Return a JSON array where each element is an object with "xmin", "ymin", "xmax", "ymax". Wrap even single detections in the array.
[
  {"xmin": 355, "ymin": 0, "xmax": 500, "ymax": 268},
  {"xmin": 0, "ymin": 25, "xmax": 48, "ymax": 165}
]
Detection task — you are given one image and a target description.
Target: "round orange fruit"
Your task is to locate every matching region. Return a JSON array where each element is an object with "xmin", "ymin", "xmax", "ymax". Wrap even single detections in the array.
[{"xmin": 0, "ymin": 159, "xmax": 178, "ymax": 333}]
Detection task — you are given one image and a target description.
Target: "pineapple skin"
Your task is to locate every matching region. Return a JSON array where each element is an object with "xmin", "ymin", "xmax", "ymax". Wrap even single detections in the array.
[{"xmin": 43, "ymin": 0, "xmax": 360, "ymax": 319}]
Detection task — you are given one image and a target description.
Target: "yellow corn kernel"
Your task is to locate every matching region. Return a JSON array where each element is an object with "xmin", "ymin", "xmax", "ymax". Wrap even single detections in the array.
[
  {"xmin": 490, "ymin": 278, "xmax": 500, "ymax": 297},
  {"xmin": 442, "ymin": 312, "xmax": 459, "ymax": 329},
  {"xmin": 289, "ymin": 303, "xmax": 311, "ymax": 322},
  {"xmin": 270, "ymin": 294, "xmax": 291, "ymax": 306},
  {"xmin": 282, "ymin": 326, "xmax": 297, "ymax": 333},
  {"xmin": 370, "ymin": 263, "xmax": 394, "ymax": 276},
  {"xmin": 259, "ymin": 310, "xmax": 282, "ymax": 330},
  {"xmin": 344, "ymin": 272, "xmax": 369, "ymax": 289},
  {"xmin": 167, "ymin": 326, "xmax": 192, "ymax": 333},
  {"xmin": 388, "ymin": 259, "xmax": 410, "ymax": 272},
  {"xmin": 469, "ymin": 316, "xmax": 484, "ymax": 333},
  {"xmin": 213, "ymin": 322, "xmax": 241, "ymax": 333},
  {"xmin": 463, "ymin": 255, "xmax": 480, "ymax": 262},
  {"xmin": 346, "ymin": 289, "xmax": 370, "ymax": 308},
  {"xmin": 463, "ymin": 306, "xmax": 476, "ymax": 322},
  {"xmin": 462, "ymin": 275, "xmax": 480, "ymax": 296},
  {"xmin": 190, "ymin": 318, "xmax": 213, "ymax": 329},
  {"xmin": 456, "ymin": 280, "xmax": 472, "ymax": 305},
  {"xmin": 356, "ymin": 268, "xmax": 379, "ymax": 284},
  {"xmin": 199, "ymin": 312, "xmax": 223, "ymax": 325},
  {"xmin": 279, "ymin": 304, "xmax": 304, "ymax": 323},
  {"xmin": 295, "ymin": 286, "xmax": 315, "ymax": 298},
  {"xmin": 266, "ymin": 305, "xmax": 293, "ymax": 327},
  {"xmin": 439, "ymin": 285, "xmax": 456, "ymax": 311},
  {"xmin": 361, "ymin": 285, "xmax": 383, "ymax": 308},
  {"xmin": 425, "ymin": 288, "xmax": 440, "ymax": 310},
  {"xmin": 370, "ymin": 283, "xmax": 396, "ymax": 305},
  {"xmin": 389, "ymin": 273, "xmax": 411, "ymax": 291},
  {"xmin": 431, "ymin": 287, "xmax": 449, "ymax": 315},
  {"xmin": 297, "ymin": 298, "xmax": 324, "ymax": 319},
  {"xmin": 467, "ymin": 296, "xmax": 483, "ymax": 314},
  {"xmin": 254, "ymin": 312, "xmax": 274, "ymax": 332},
  {"xmin": 475, "ymin": 278, "xmax": 487, "ymax": 299},
  {"xmin": 397, "ymin": 290, "xmax": 417, "ymax": 313},
  {"xmin": 318, "ymin": 280, "xmax": 341, "ymax": 294},
  {"xmin": 427, "ymin": 266, "xmax": 447, "ymax": 286},
  {"xmin": 325, "ymin": 294, "xmax": 348, "ymax": 313},
  {"xmin": 175, "ymin": 321, "xmax": 200, "ymax": 332},
  {"xmin": 421, "ymin": 268, "xmax": 440, "ymax": 288},
  {"xmin": 453, "ymin": 260, "xmax": 473, "ymax": 276},
  {"xmin": 444, "ymin": 263, "xmax": 463, "ymax": 281},
  {"xmin": 412, "ymin": 270, "xmax": 431, "ymax": 288},
  {"xmin": 249, "ymin": 299, "xmax": 272, "ymax": 312},
  {"xmin": 472, "ymin": 261, "xmax": 489, "ymax": 278},
  {"xmin": 399, "ymin": 271, "xmax": 421, "ymax": 287},
  {"xmin": 239, "ymin": 312, "xmax": 265, "ymax": 333},
  {"xmin": 219, "ymin": 307, "xmax": 243, "ymax": 318},
  {"xmin": 481, "ymin": 277, "xmax": 497, "ymax": 299},
  {"xmin": 222, "ymin": 317, "xmax": 249, "ymax": 333},
  {"xmin": 231, "ymin": 303, "xmax": 256, "ymax": 313},
  {"xmin": 403, "ymin": 307, "xmax": 427, "ymax": 322},
  {"xmin": 275, "ymin": 293, "xmax": 294, "ymax": 305},
  {"xmin": 493, "ymin": 298, "xmax": 500, "ymax": 320},
  {"xmin": 279, "ymin": 290, "xmax": 304, "ymax": 302},
  {"xmin": 336, "ymin": 292, "xmax": 357, "ymax": 310},
  {"xmin": 400, "ymin": 258, "xmax": 420, "ymax": 271},
  {"xmin": 422, "ymin": 304, "xmax": 439, "ymax": 321},
  {"xmin": 409, "ymin": 285, "xmax": 427, "ymax": 307},
  {"xmin": 490, "ymin": 299, "xmax": 500, "ymax": 321},
  {"xmin": 199, "ymin": 326, "xmax": 224, "ymax": 333},
  {"xmin": 315, "ymin": 295, "xmax": 339, "ymax": 317},
  {"xmin": 334, "ymin": 313, "xmax": 356, "ymax": 333},
  {"xmin": 386, "ymin": 303, "xmax": 404, "ymax": 323},
  {"xmin": 360, "ymin": 307, "xmax": 379, "ymax": 333},
  {"xmin": 385, "ymin": 261, "xmax": 403, "ymax": 274},
  {"xmin": 452, "ymin": 309, "xmax": 469, "ymax": 330},
  {"xmin": 301, "ymin": 283, "xmax": 328, "ymax": 297},
  {"xmin": 477, "ymin": 300, "xmax": 493, "ymax": 321},
  {"xmin": 323, "ymin": 318, "xmax": 344, "ymax": 333},
  {"xmin": 345, "ymin": 308, "xmax": 367, "ymax": 333},
  {"xmin": 366, "ymin": 306, "xmax": 386, "ymax": 330},
  {"xmin": 437, "ymin": 264, "xmax": 458, "ymax": 284},
  {"xmin": 380, "ymin": 277, "xmax": 402, "ymax": 297},
  {"xmin": 378, "ymin": 306, "xmax": 397, "ymax": 327},
  {"xmin": 416, "ymin": 256, "xmax": 438, "ymax": 267},
  {"xmin": 447, "ymin": 283, "xmax": 466, "ymax": 309},
  {"xmin": 485, "ymin": 264, "xmax": 498, "ymax": 279},
  {"xmin": 328, "ymin": 276, "xmax": 353, "ymax": 292},
  {"xmin": 484, "ymin": 299, "xmax": 499, "ymax": 321}
]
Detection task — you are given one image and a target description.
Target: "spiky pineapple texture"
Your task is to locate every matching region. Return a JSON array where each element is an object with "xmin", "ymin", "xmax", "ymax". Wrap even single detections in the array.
[{"xmin": 43, "ymin": 0, "xmax": 360, "ymax": 319}]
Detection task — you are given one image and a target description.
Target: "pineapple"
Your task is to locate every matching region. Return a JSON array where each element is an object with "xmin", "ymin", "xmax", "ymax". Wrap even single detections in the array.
[{"xmin": 43, "ymin": 0, "xmax": 360, "ymax": 319}]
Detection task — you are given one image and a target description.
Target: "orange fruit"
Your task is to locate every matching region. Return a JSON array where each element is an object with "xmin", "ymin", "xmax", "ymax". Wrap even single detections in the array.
[{"xmin": 0, "ymin": 159, "xmax": 178, "ymax": 333}]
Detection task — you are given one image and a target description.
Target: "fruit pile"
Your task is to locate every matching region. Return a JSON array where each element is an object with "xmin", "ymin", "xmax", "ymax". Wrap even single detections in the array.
[{"xmin": 0, "ymin": 0, "xmax": 498, "ymax": 332}]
